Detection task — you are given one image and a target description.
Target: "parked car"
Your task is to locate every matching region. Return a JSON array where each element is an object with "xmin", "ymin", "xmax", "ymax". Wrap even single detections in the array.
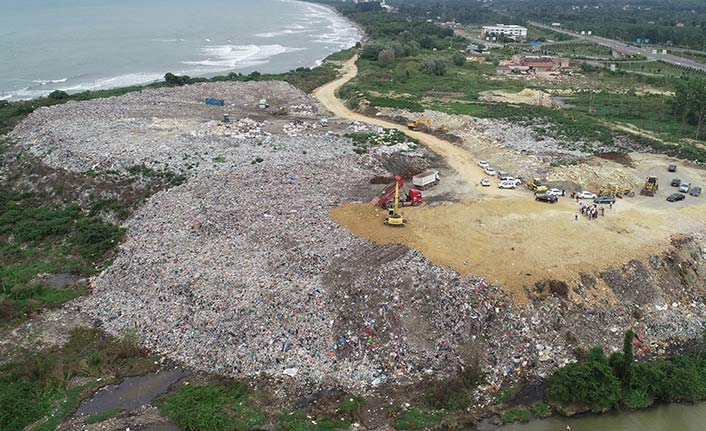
[
  {"xmin": 594, "ymin": 195, "xmax": 616, "ymax": 204},
  {"xmin": 667, "ymin": 193, "xmax": 685, "ymax": 202},
  {"xmin": 679, "ymin": 182, "xmax": 691, "ymax": 193},
  {"xmin": 546, "ymin": 188, "xmax": 562, "ymax": 197},
  {"xmin": 671, "ymin": 178, "xmax": 682, "ymax": 187},
  {"xmin": 477, "ymin": 160, "xmax": 489, "ymax": 169},
  {"xmin": 498, "ymin": 171, "xmax": 509, "ymax": 179},
  {"xmin": 577, "ymin": 191, "xmax": 596, "ymax": 199},
  {"xmin": 484, "ymin": 167, "xmax": 496, "ymax": 176},
  {"xmin": 535, "ymin": 194, "xmax": 558, "ymax": 203},
  {"xmin": 689, "ymin": 186, "xmax": 701, "ymax": 197},
  {"xmin": 498, "ymin": 180, "xmax": 516, "ymax": 189},
  {"xmin": 668, "ymin": 164, "xmax": 677, "ymax": 172},
  {"xmin": 480, "ymin": 178, "xmax": 491, "ymax": 187}
]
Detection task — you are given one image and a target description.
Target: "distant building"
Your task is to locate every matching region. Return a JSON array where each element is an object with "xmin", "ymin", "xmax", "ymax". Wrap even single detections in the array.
[
  {"xmin": 496, "ymin": 64, "xmax": 531, "ymax": 74},
  {"xmin": 481, "ymin": 24, "xmax": 527, "ymax": 41},
  {"xmin": 551, "ymin": 22, "xmax": 561, "ymax": 27},
  {"xmin": 520, "ymin": 55, "xmax": 564, "ymax": 72}
]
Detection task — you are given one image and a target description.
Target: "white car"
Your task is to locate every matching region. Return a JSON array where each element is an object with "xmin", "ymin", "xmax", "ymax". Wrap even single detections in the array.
[
  {"xmin": 480, "ymin": 178, "xmax": 491, "ymax": 187},
  {"xmin": 484, "ymin": 167, "xmax": 496, "ymax": 176},
  {"xmin": 477, "ymin": 160, "xmax": 490, "ymax": 169},
  {"xmin": 499, "ymin": 180, "xmax": 516, "ymax": 189},
  {"xmin": 547, "ymin": 188, "xmax": 562, "ymax": 197},
  {"xmin": 577, "ymin": 191, "xmax": 596, "ymax": 199}
]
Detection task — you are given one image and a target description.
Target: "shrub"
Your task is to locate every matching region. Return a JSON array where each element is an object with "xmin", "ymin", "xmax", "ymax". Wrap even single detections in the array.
[
  {"xmin": 547, "ymin": 347, "xmax": 622, "ymax": 412},
  {"xmin": 452, "ymin": 53, "xmax": 466, "ymax": 66},
  {"xmin": 420, "ymin": 58, "xmax": 448, "ymax": 76},
  {"xmin": 378, "ymin": 48, "xmax": 396, "ymax": 67},
  {"xmin": 72, "ymin": 217, "xmax": 125, "ymax": 259},
  {"xmin": 48, "ymin": 90, "xmax": 70, "ymax": 100}
]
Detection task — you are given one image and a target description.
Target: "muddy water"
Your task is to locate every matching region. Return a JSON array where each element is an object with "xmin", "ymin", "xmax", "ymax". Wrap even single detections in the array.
[
  {"xmin": 74, "ymin": 368, "xmax": 190, "ymax": 417},
  {"xmin": 498, "ymin": 403, "xmax": 706, "ymax": 431}
]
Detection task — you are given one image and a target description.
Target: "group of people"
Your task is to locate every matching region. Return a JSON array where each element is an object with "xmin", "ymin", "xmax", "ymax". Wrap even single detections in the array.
[{"xmin": 576, "ymin": 201, "xmax": 605, "ymax": 220}]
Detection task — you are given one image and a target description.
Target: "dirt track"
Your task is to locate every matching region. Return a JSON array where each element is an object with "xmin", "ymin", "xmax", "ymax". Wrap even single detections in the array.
[{"xmin": 315, "ymin": 57, "xmax": 706, "ymax": 302}]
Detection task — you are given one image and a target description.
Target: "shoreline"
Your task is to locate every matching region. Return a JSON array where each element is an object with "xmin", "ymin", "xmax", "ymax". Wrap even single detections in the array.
[{"xmin": 1, "ymin": 0, "xmax": 362, "ymax": 102}]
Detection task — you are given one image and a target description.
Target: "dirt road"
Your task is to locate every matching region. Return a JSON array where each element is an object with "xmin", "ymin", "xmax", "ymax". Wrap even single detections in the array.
[
  {"xmin": 315, "ymin": 56, "xmax": 504, "ymax": 196},
  {"xmin": 315, "ymin": 56, "xmax": 706, "ymax": 302}
]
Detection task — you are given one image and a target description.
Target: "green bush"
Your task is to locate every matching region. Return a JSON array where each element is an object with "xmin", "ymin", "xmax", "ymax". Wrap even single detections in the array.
[
  {"xmin": 72, "ymin": 217, "xmax": 125, "ymax": 259},
  {"xmin": 547, "ymin": 347, "xmax": 622, "ymax": 412},
  {"xmin": 452, "ymin": 52, "xmax": 466, "ymax": 66},
  {"xmin": 420, "ymin": 58, "xmax": 448, "ymax": 76}
]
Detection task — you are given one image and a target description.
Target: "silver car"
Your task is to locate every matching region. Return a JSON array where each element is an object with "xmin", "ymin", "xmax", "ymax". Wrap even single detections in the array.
[{"xmin": 679, "ymin": 182, "xmax": 691, "ymax": 193}]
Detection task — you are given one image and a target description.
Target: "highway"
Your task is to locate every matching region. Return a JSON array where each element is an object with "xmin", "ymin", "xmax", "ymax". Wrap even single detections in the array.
[{"xmin": 528, "ymin": 21, "xmax": 706, "ymax": 73}]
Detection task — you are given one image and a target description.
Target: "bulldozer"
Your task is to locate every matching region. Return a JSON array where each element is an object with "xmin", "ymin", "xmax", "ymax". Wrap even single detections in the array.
[
  {"xmin": 407, "ymin": 118, "xmax": 431, "ymax": 131},
  {"xmin": 384, "ymin": 180, "xmax": 407, "ymax": 227},
  {"xmin": 527, "ymin": 178, "xmax": 548, "ymax": 194},
  {"xmin": 640, "ymin": 176, "xmax": 659, "ymax": 197}
]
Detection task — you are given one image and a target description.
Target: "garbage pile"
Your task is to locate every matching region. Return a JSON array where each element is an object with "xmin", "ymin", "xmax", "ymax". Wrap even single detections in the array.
[{"xmin": 9, "ymin": 81, "xmax": 318, "ymax": 174}]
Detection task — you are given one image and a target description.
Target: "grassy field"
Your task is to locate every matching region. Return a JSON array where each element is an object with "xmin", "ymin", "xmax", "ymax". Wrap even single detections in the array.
[
  {"xmin": 158, "ymin": 383, "xmax": 357, "ymax": 431},
  {"xmin": 0, "ymin": 328, "xmax": 155, "ymax": 431}
]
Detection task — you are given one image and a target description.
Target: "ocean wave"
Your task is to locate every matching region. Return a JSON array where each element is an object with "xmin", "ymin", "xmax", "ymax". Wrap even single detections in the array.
[
  {"xmin": 59, "ymin": 72, "xmax": 165, "ymax": 92},
  {"xmin": 182, "ymin": 44, "xmax": 304, "ymax": 70},
  {"xmin": 255, "ymin": 28, "xmax": 308, "ymax": 38},
  {"xmin": 151, "ymin": 38, "xmax": 186, "ymax": 43},
  {"xmin": 31, "ymin": 78, "xmax": 68, "ymax": 85}
]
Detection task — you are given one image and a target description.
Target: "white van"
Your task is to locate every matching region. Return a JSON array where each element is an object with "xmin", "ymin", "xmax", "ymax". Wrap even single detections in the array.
[{"xmin": 499, "ymin": 180, "xmax": 517, "ymax": 189}]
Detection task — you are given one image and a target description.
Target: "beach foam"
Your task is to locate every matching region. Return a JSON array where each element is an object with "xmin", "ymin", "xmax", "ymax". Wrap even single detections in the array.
[{"xmin": 182, "ymin": 44, "xmax": 304, "ymax": 70}]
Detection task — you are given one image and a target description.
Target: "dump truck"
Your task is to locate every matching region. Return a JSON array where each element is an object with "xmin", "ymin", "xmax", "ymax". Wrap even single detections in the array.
[
  {"xmin": 372, "ymin": 176, "xmax": 423, "ymax": 209},
  {"xmin": 640, "ymin": 176, "xmax": 659, "ymax": 196},
  {"xmin": 412, "ymin": 170, "xmax": 440, "ymax": 189},
  {"xmin": 407, "ymin": 118, "xmax": 431, "ymax": 131}
]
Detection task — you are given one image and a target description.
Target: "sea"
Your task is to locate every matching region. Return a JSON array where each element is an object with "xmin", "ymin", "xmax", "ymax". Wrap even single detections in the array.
[{"xmin": 0, "ymin": 0, "xmax": 361, "ymax": 100}]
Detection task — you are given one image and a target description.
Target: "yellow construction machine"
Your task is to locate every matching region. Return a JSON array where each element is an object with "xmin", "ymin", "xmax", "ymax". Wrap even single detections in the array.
[
  {"xmin": 407, "ymin": 118, "xmax": 431, "ymax": 131},
  {"xmin": 384, "ymin": 180, "xmax": 407, "ymax": 227},
  {"xmin": 640, "ymin": 176, "xmax": 658, "ymax": 197},
  {"xmin": 527, "ymin": 178, "xmax": 548, "ymax": 193}
]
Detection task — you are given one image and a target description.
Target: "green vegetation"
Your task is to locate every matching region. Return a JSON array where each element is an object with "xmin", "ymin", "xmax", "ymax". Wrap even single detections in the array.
[
  {"xmin": 0, "ymin": 328, "xmax": 154, "ymax": 431},
  {"xmin": 126, "ymin": 164, "xmax": 187, "ymax": 186},
  {"xmin": 159, "ymin": 383, "xmax": 357, "ymax": 431},
  {"xmin": 501, "ymin": 408, "xmax": 532, "ymax": 424},
  {"xmin": 673, "ymin": 77, "xmax": 706, "ymax": 139},
  {"xmin": 526, "ymin": 25, "xmax": 575, "ymax": 43},
  {"xmin": 0, "ymin": 191, "xmax": 124, "ymax": 322},
  {"xmin": 392, "ymin": 409, "xmax": 442, "ymax": 430},
  {"xmin": 548, "ymin": 330, "xmax": 706, "ymax": 414},
  {"xmin": 159, "ymin": 384, "xmax": 267, "ymax": 431},
  {"xmin": 85, "ymin": 408, "xmax": 123, "ymax": 425}
]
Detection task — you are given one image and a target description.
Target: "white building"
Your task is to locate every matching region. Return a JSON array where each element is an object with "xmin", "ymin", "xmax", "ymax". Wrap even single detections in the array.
[{"xmin": 481, "ymin": 24, "xmax": 527, "ymax": 40}]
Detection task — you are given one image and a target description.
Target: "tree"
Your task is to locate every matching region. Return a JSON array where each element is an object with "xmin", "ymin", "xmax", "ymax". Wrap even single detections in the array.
[
  {"xmin": 673, "ymin": 78, "xmax": 706, "ymax": 139},
  {"xmin": 47, "ymin": 90, "xmax": 70, "ymax": 100},
  {"xmin": 378, "ymin": 48, "xmax": 396, "ymax": 67},
  {"xmin": 547, "ymin": 347, "xmax": 622, "ymax": 413},
  {"xmin": 420, "ymin": 58, "xmax": 448, "ymax": 76},
  {"xmin": 164, "ymin": 73, "xmax": 193, "ymax": 86},
  {"xmin": 452, "ymin": 52, "xmax": 466, "ymax": 67}
]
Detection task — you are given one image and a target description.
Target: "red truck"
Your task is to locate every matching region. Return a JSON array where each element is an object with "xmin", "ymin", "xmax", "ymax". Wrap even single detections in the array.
[{"xmin": 371, "ymin": 176, "xmax": 423, "ymax": 209}]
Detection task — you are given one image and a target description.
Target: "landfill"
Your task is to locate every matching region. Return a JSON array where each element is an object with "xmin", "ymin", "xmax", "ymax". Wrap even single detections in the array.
[{"xmin": 10, "ymin": 81, "xmax": 706, "ymax": 397}]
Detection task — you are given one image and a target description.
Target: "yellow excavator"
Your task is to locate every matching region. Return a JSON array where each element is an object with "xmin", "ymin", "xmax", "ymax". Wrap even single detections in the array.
[
  {"xmin": 384, "ymin": 180, "xmax": 407, "ymax": 227},
  {"xmin": 407, "ymin": 118, "xmax": 431, "ymax": 131}
]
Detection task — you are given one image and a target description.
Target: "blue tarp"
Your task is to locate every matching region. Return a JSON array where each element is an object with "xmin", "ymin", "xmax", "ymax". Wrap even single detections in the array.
[{"xmin": 205, "ymin": 98, "xmax": 224, "ymax": 106}]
